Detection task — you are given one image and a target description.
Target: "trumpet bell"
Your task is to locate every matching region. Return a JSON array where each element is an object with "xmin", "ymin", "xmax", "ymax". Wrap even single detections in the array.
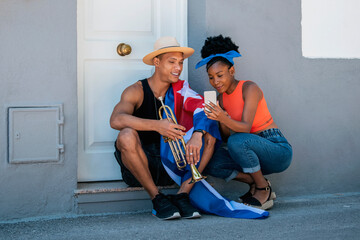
[{"xmin": 189, "ymin": 164, "xmax": 206, "ymax": 184}]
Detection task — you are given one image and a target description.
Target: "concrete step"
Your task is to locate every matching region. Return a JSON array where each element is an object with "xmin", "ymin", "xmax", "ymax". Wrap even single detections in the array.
[{"xmin": 74, "ymin": 181, "xmax": 179, "ymax": 214}]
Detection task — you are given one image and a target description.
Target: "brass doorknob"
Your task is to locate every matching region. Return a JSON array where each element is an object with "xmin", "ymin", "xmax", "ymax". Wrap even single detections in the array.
[{"xmin": 117, "ymin": 43, "xmax": 132, "ymax": 56}]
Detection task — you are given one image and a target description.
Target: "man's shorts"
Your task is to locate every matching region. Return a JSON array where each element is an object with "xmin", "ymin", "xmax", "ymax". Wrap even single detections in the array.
[{"xmin": 114, "ymin": 141, "xmax": 174, "ymax": 187}]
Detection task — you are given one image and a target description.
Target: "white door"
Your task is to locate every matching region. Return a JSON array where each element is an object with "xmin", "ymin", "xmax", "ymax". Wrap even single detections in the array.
[{"xmin": 77, "ymin": 0, "xmax": 189, "ymax": 182}]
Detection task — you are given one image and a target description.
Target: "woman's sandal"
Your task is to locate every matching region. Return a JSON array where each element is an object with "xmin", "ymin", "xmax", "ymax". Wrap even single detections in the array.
[
  {"xmin": 242, "ymin": 184, "xmax": 274, "ymax": 210},
  {"xmin": 238, "ymin": 179, "xmax": 276, "ymax": 202},
  {"xmin": 238, "ymin": 183, "xmax": 255, "ymax": 201}
]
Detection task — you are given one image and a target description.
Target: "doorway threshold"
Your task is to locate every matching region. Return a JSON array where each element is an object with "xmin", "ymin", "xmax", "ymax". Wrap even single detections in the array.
[{"xmin": 74, "ymin": 181, "xmax": 179, "ymax": 215}]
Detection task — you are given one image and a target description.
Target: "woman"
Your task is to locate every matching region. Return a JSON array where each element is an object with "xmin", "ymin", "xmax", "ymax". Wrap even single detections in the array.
[{"xmin": 197, "ymin": 35, "xmax": 292, "ymax": 210}]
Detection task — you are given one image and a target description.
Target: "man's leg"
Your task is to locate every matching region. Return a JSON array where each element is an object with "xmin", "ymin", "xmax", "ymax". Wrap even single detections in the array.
[
  {"xmin": 117, "ymin": 128, "xmax": 181, "ymax": 220},
  {"xmin": 168, "ymin": 133, "xmax": 216, "ymax": 219},
  {"xmin": 116, "ymin": 128, "xmax": 159, "ymax": 199}
]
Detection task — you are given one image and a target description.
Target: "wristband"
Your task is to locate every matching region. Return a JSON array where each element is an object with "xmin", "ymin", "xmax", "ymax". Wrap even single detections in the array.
[{"xmin": 193, "ymin": 129, "xmax": 205, "ymax": 136}]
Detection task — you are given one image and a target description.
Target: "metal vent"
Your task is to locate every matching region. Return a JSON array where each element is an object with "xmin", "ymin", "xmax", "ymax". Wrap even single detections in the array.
[{"xmin": 8, "ymin": 105, "xmax": 64, "ymax": 164}]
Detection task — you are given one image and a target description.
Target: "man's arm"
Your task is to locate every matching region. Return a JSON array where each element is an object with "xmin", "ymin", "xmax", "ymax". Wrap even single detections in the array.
[
  {"xmin": 110, "ymin": 82, "xmax": 153, "ymax": 131},
  {"xmin": 185, "ymin": 131, "xmax": 203, "ymax": 165},
  {"xmin": 197, "ymin": 133, "xmax": 216, "ymax": 173},
  {"xmin": 110, "ymin": 82, "xmax": 186, "ymax": 140}
]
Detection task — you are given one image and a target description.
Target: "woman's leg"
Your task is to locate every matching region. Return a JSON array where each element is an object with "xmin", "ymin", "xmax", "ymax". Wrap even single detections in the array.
[
  {"xmin": 234, "ymin": 172, "xmax": 253, "ymax": 184},
  {"xmin": 204, "ymin": 143, "xmax": 263, "ymax": 201},
  {"xmin": 227, "ymin": 131, "xmax": 292, "ymax": 205},
  {"xmin": 203, "ymin": 143, "xmax": 243, "ymax": 181},
  {"xmin": 247, "ymin": 170, "xmax": 271, "ymax": 204}
]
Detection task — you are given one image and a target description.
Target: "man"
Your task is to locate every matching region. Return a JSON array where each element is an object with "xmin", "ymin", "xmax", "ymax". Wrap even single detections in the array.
[{"xmin": 110, "ymin": 36, "xmax": 217, "ymax": 220}]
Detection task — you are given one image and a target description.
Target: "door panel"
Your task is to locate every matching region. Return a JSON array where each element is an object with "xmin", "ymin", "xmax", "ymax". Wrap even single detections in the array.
[
  {"xmin": 78, "ymin": 0, "xmax": 188, "ymax": 181},
  {"xmin": 84, "ymin": 60, "xmax": 151, "ymax": 152}
]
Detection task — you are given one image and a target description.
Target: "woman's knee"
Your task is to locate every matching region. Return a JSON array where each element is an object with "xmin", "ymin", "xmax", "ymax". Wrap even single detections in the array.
[{"xmin": 116, "ymin": 128, "xmax": 140, "ymax": 151}]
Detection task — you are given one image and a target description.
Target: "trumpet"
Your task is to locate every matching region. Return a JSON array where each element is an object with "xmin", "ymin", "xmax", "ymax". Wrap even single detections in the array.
[{"xmin": 158, "ymin": 96, "xmax": 206, "ymax": 184}]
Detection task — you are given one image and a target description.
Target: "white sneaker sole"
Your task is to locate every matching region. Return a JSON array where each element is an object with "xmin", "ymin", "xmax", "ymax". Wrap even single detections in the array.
[
  {"xmin": 153, "ymin": 212, "xmax": 181, "ymax": 220},
  {"xmin": 183, "ymin": 212, "xmax": 201, "ymax": 219}
]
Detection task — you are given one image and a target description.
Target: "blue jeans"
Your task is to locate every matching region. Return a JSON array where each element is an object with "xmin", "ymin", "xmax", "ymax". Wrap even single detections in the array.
[{"xmin": 204, "ymin": 128, "xmax": 292, "ymax": 181}]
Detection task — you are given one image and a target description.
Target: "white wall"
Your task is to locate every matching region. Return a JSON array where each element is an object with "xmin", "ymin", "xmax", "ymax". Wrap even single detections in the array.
[{"xmin": 302, "ymin": 0, "xmax": 360, "ymax": 58}]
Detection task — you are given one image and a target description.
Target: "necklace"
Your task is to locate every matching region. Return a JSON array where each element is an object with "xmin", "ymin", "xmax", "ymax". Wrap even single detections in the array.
[{"xmin": 154, "ymin": 95, "xmax": 159, "ymax": 120}]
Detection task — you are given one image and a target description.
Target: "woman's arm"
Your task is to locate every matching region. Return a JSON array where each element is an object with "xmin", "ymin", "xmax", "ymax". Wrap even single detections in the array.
[{"xmin": 205, "ymin": 81, "xmax": 262, "ymax": 133}]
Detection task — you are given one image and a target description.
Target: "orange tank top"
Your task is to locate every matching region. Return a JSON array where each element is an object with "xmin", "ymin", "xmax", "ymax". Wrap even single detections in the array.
[{"xmin": 222, "ymin": 80, "xmax": 273, "ymax": 133}]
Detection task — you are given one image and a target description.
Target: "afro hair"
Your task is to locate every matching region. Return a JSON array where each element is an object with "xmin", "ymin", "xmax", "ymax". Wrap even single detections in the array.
[{"xmin": 200, "ymin": 35, "xmax": 239, "ymax": 59}]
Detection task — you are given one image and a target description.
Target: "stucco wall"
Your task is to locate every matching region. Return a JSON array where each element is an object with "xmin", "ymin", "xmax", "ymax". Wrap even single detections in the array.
[
  {"xmin": 188, "ymin": 0, "xmax": 360, "ymax": 197},
  {"xmin": 0, "ymin": 0, "xmax": 77, "ymax": 220}
]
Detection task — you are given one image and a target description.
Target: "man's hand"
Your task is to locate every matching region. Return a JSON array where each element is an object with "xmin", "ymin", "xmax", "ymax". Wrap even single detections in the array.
[
  {"xmin": 185, "ymin": 132, "xmax": 203, "ymax": 165},
  {"xmin": 157, "ymin": 119, "xmax": 186, "ymax": 141}
]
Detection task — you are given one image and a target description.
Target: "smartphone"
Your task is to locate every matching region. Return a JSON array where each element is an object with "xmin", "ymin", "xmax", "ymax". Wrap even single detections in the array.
[
  {"xmin": 204, "ymin": 90, "xmax": 217, "ymax": 105},
  {"xmin": 204, "ymin": 91, "xmax": 217, "ymax": 113}
]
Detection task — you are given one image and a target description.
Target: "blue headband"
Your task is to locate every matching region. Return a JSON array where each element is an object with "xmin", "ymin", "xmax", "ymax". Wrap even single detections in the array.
[{"xmin": 195, "ymin": 50, "xmax": 242, "ymax": 69}]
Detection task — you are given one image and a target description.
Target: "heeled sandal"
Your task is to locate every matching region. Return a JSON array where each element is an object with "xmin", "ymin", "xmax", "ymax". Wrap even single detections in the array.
[
  {"xmin": 238, "ymin": 179, "xmax": 276, "ymax": 202},
  {"xmin": 239, "ymin": 183, "xmax": 255, "ymax": 201},
  {"xmin": 242, "ymin": 185, "xmax": 274, "ymax": 210}
]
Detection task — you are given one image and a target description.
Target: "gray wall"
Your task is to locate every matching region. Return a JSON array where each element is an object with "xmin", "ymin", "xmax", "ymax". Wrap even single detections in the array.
[
  {"xmin": 0, "ymin": 0, "xmax": 77, "ymax": 220},
  {"xmin": 188, "ymin": 0, "xmax": 360, "ymax": 197}
]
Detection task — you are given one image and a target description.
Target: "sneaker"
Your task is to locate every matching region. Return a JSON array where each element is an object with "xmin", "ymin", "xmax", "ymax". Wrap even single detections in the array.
[
  {"xmin": 169, "ymin": 193, "xmax": 201, "ymax": 219},
  {"xmin": 152, "ymin": 193, "xmax": 181, "ymax": 220}
]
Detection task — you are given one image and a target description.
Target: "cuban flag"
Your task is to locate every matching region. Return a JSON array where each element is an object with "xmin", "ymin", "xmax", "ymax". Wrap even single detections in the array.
[{"xmin": 160, "ymin": 79, "xmax": 269, "ymax": 219}]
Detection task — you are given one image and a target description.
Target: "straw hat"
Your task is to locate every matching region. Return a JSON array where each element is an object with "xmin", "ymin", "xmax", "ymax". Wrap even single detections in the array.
[{"xmin": 143, "ymin": 36, "xmax": 194, "ymax": 65}]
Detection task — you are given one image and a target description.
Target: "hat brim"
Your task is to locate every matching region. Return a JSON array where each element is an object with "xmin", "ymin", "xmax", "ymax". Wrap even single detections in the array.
[{"xmin": 143, "ymin": 47, "xmax": 194, "ymax": 65}]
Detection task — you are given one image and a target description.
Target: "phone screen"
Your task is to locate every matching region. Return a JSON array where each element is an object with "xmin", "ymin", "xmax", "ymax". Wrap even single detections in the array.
[
  {"xmin": 204, "ymin": 91, "xmax": 217, "ymax": 105},
  {"xmin": 204, "ymin": 91, "xmax": 217, "ymax": 114}
]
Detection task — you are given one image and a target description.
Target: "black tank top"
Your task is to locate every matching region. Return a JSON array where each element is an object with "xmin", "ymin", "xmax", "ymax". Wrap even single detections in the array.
[{"xmin": 133, "ymin": 79, "xmax": 162, "ymax": 145}]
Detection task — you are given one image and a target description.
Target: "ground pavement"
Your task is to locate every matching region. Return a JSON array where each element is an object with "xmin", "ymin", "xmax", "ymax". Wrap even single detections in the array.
[{"xmin": 1, "ymin": 192, "xmax": 359, "ymax": 240}]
